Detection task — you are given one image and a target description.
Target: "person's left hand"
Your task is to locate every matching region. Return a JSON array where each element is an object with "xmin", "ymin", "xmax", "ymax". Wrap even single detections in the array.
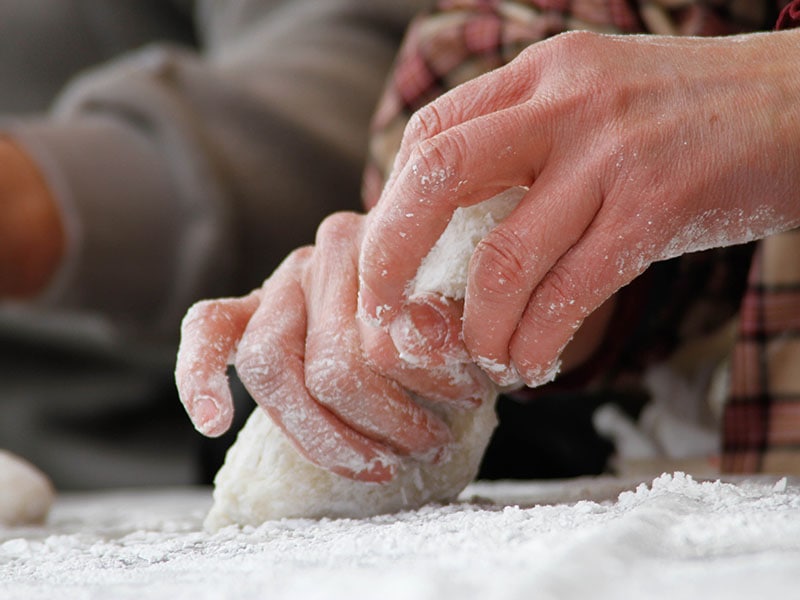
[{"xmin": 175, "ymin": 211, "xmax": 492, "ymax": 482}]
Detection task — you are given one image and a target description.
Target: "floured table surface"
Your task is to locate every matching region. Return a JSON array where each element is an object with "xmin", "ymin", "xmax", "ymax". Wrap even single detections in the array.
[{"xmin": 2, "ymin": 473, "xmax": 799, "ymax": 600}]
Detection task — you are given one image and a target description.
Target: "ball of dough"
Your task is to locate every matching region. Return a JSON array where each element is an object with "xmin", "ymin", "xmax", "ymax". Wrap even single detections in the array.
[
  {"xmin": 205, "ymin": 397, "xmax": 497, "ymax": 529},
  {"xmin": 0, "ymin": 450, "xmax": 54, "ymax": 526},
  {"xmin": 205, "ymin": 191, "xmax": 523, "ymax": 529}
]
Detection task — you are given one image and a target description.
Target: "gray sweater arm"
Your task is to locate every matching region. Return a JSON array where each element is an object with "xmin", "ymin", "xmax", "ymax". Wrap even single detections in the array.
[{"xmin": 8, "ymin": 0, "xmax": 426, "ymax": 341}]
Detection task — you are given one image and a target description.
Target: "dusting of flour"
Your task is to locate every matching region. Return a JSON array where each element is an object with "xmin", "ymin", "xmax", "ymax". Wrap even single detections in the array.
[{"xmin": 3, "ymin": 474, "xmax": 800, "ymax": 600}]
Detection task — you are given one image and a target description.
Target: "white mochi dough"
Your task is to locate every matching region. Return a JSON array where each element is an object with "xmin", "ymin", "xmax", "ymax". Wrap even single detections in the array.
[
  {"xmin": 411, "ymin": 187, "xmax": 526, "ymax": 299},
  {"xmin": 205, "ymin": 398, "xmax": 498, "ymax": 528},
  {"xmin": 0, "ymin": 450, "xmax": 54, "ymax": 526},
  {"xmin": 205, "ymin": 189, "xmax": 524, "ymax": 530}
]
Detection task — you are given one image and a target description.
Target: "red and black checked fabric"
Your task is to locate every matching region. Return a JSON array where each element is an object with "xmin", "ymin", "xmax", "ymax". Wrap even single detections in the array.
[
  {"xmin": 777, "ymin": 0, "xmax": 800, "ymax": 28},
  {"xmin": 363, "ymin": 0, "xmax": 800, "ymax": 474},
  {"xmin": 720, "ymin": 3, "xmax": 800, "ymax": 474},
  {"xmin": 723, "ymin": 230, "xmax": 800, "ymax": 473}
]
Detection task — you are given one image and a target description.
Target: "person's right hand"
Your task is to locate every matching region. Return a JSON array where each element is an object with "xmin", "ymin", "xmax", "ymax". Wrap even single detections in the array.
[
  {"xmin": 0, "ymin": 137, "xmax": 64, "ymax": 297},
  {"xmin": 358, "ymin": 29, "xmax": 800, "ymax": 389},
  {"xmin": 176, "ymin": 212, "xmax": 493, "ymax": 482}
]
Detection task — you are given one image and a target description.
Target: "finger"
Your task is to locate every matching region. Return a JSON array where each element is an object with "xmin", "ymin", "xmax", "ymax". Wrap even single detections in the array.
[
  {"xmin": 387, "ymin": 187, "xmax": 526, "ymax": 367},
  {"xmin": 359, "ymin": 101, "xmax": 552, "ymax": 328},
  {"xmin": 463, "ymin": 167, "xmax": 603, "ymax": 386},
  {"xmin": 358, "ymin": 316, "xmax": 491, "ymax": 407},
  {"xmin": 175, "ymin": 291, "xmax": 261, "ymax": 437},
  {"xmin": 508, "ymin": 210, "xmax": 652, "ymax": 387},
  {"xmin": 304, "ymin": 212, "xmax": 452, "ymax": 458},
  {"xmin": 235, "ymin": 248, "xmax": 398, "ymax": 482},
  {"xmin": 385, "ymin": 55, "xmax": 542, "ymax": 194}
]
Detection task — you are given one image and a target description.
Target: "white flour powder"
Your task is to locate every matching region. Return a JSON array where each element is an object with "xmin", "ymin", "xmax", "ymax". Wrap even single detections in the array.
[{"xmin": 1, "ymin": 474, "xmax": 799, "ymax": 600}]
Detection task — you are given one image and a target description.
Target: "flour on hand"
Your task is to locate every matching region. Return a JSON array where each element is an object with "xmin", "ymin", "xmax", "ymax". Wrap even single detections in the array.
[
  {"xmin": 205, "ymin": 190, "xmax": 524, "ymax": 530},
  {"xmin": 0, "ymin": 450, "xmax": 54, "ymax": 526}
]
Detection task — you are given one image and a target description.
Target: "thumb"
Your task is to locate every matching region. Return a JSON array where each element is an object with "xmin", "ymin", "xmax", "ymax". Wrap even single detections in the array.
[{"xmin": 388, "ymin": 293, "xmax": 468, "ymax": 367}]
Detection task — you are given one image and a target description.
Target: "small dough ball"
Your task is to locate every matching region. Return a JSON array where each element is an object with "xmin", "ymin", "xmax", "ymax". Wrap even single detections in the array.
[{"xmin": 0, "ymin": 450, "xmax": 54, "ymax": 526}]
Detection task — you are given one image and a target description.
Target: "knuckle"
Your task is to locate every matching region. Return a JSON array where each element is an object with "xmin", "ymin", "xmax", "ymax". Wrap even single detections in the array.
[
  {"xmin": 180, "ymin": 297, "xmax": 242, "ymax": 341},
  {"xmin": 269, "ymin": 246, "xmax": 313, "ymax": 286},
  {"xmin": 545, "ymin": 264, "xmax": 579, "ymax": 306},
  {"xmin": 409, "ymin": 131, "xmax": 467, "ymax": 196},
  {"xmin": 284, "ymin": 245, "xmax": 314, "ymax": 266},
  {"xmin": 180, "ymin": 299, "xmax": 216, "ymax": 333},
  {"xmin": 408, "ymin": 93, "xmax": 460, "ymax": 143},
  {"xmin": 528, "ymin": 31, "xmax": 613, "ymax": 114},
  {"xmin": 529, "ymin": 264, "xmax": 581, "ymax": 329},
  {"xmin": 304, "ymin": 349, "xmax": 357, "ymax": 406},
  {"xmin": 235, "ymin": 342, "xmax": 282, "ymax": 398},
  {"xmin": 314, "ymin": 211, "xmax": 360, "ymax": 247},
  {"xmin": 407, "ymin": 102, "xmax": 444, "ymax": 142},
  {"xmin": 543, "ymin": 30, "xmax": 604, "ymax": 68},
  {"xmin": 471, "ymin": 227, "xmax": 532, "ymax": 298},
  {"xmin": 553, "ymin": 29, "xmax": 600, "ymax": 52}
]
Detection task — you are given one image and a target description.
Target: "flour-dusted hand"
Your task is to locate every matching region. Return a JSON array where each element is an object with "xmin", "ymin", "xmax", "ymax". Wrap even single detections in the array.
[
  {"xmin": 176, "ymin": 212, "xmax": 491, "ymax": 482},
  {"xmin": 358, "ymin": 29, "xmax": 800, "ymax": 388}
]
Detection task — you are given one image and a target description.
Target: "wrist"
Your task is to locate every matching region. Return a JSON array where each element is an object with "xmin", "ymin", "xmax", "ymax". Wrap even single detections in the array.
[{"xmin": 0, "ymin": 137, "xmax": 65, "ymax": 298}]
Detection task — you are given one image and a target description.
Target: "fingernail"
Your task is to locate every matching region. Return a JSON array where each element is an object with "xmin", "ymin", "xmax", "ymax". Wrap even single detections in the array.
[
  {"xmin": 475, "ymin": 356, "xmax": 523, "ymax": 388},
  {"xmin": 390, "ymin": 301, "xmax": 449, "ymax": 365},
  {"xmin": 192, "ymin": 394, "xmax": 223, "ymax": 436},
  {"xmin": 357, "ymin": 284, "xmax": 392, "ymax": 327},
  {"xmin": 518, "ymin": 358, "xmax": 562, "ymax": 388}
]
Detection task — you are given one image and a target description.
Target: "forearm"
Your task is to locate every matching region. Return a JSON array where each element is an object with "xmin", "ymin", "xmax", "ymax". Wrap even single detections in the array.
[
  {"xmin": 6, "ymin": 0, "xmax": 425, "ymax": 339},
  {"xmin": 0, "ymin": 138, "xmax": 64, "ymax": 298}
]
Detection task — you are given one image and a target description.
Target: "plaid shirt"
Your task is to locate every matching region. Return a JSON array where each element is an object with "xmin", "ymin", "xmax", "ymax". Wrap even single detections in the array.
[
  {"xmin": 721, "ymin": 0, "xmax": 800, "ymax": 474},
  {"xmin": 364, "ymin": 0, "xmax": 800, "ymax": 474}
]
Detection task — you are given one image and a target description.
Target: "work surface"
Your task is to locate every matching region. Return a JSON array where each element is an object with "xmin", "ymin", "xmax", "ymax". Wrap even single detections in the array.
[{"xmin": 1, "ymin": 473, "xmax": 798, "ymax": 600}]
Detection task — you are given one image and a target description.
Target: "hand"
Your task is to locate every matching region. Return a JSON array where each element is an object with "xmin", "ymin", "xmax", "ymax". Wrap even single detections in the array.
[
  {"xmin": 0, "ymin": 137, "xmax": 64, "ymax": 297},
  {"xmin": 176, "ymin": 212, "xmax": 492, "ymax": 482},
  {"xmin": 358, "ymin": 29, "xmax": 800, "ymax": 388}
]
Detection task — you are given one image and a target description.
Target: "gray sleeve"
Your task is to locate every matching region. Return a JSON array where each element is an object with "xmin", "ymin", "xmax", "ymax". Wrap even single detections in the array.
[{"xmin": 6, "ymin": 0, "xmax": 427, "ymax": 341}]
